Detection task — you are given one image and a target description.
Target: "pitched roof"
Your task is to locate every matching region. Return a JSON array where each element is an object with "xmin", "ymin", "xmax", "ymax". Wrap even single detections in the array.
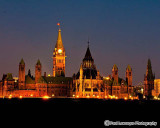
[
  {"xmin": 112, "ymin": 64, "xmax": 118, "ymax": 70},
  {"xmin": 37, "ymin": 76, "xmax": 47, "ymax": 83},
  {"xmin": 76, "ymin": 68, "xmax": 101, "ymax": 80},
  {"xmin": 83, "ymin": 46, "xmax": 93, "ymax": 61},
  {"xmin": 38, "ymin": 76, "xmax": 72, "ymax": 84},
  {"xmin": 25, "ymin": 75, "xmax": 35, "ymax": 84},
  {"xmin": 6, "ymin": 73, "xmax": 13, "ymax": 80},
  {"xmin": 55, "ymin": 29, "xmax": 64, "ymax": 48},
  {"xmin": 126, "ymin": 65, "xmax": 132, "ymax": 71},
  {"xmin": 36, "ymin": 59, "xmax": 41, "ymax": 65},
  {"xmin": 20, "ymin": 58, "xmax": 25, "ymax": 65},
  {"xmin": 103, "ymin": 77, "xmax": 127, "ymax": 86}
]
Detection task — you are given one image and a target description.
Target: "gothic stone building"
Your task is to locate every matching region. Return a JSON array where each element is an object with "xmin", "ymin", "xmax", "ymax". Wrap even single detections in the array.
[
  {"xmin": 144, "ymin": 59, "xmax": 155, "ymax": 99},
  {"xmin": 0, "ymin": 27, "xmax": 134, "ymax": 99},
  {"xmin": 72, "ymin": 44, "xmax": 133, "ymax": 99},
  {"xmin": 0, "ymin": 28, "xmax": 72, "ymax": 98},
  {"xmin": 72, "ymin": 45, "xmax": 104, "ymax": 98},
  {"xmin": 104, "ymin": 64, "xmax": 133, "ymax": 99}
]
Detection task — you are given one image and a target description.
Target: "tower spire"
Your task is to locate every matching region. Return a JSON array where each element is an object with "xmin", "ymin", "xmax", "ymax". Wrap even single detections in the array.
[
  {"xmin": 55, "ymin": 23, "xmax": 64, "ymax": 48},
  {"xmin": 146, "ymin": 58, "xmax": 154, "ymax": 80},
  {"xmin": 88, "ymin": 40, "xmax": 89, "ymax": 48},
  {"xmin": 53, "ymin": 23, "xmax": 66, "ymax": 77},
  {"xmin": 87, "ymin": 37, "xmax": 90, "ymax": 47}
]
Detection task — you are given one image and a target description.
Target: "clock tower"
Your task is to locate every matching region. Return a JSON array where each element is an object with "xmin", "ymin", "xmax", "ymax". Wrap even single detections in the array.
[{"xmin": 53, "ymin": 27, "xmax": 65, "ymax": 77}]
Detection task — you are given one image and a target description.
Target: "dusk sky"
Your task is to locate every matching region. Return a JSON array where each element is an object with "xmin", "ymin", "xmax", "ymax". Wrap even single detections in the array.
[{"xmin": 0, "ymin": 0, "xmax": 160, "ymax": 85}]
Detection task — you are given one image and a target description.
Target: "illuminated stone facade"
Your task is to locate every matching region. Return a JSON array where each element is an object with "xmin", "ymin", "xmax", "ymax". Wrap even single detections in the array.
[
  {"xmin": 0, "ymin": 27, "xmax": 134, "ymax": 99},
  {"xmin": 53, "ymin": 28, "xmax": 65, "ymax": 77},
  {"xmin": 0, "ymin": 28, "xmax": 72, "ymax": 98},
  {"xmin": 72, "ymin": 44, "xmax": 133, "ymax": 99},
  {"xmin": 152, "ymin": 79, "xmax": 160, "ymax": 98},
  {"xmin": 104, "ymin": 65, "xmax": 133, "ymax": 99},
  {"xmin": 72, "ymin": 44, "xmax": 104, "ymax": 98}
]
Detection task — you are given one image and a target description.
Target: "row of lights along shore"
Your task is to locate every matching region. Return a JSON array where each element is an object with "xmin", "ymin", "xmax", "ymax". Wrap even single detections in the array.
[
  {"xmin": 7, "ymin": 94, "xmax": 54, "ymax": 100},
  {"xmin": 72, "ymin": 94, "xmax": 138, "ymax": 100},
  {"xmin": 6, "ymin": 94, "xmax": 160, "ymax": 100}
]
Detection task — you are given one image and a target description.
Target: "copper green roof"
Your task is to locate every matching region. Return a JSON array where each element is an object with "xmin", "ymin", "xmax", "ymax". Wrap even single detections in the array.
[
  {"xmin": 37, "ymin": 76, "xmax": 47, "ymax": 83},
  {"xmin": 7, "ymin": 73, "xmax": 13, "ymax": 80},
  {"xmin": 76, "ymin": 68, "xmax": 99, "ymax": 79},
  {"xmin": 126, "ymin": 65, "xmax": 132, "ymax": 71},
  {"xmin": 104, "ymin": 77, "xmax": 127, "ymax": 86},
  {"xmin": 20, "ymin": 58, "xmax": 25, "ymax": 65},
  {"xmin": 38, "ymin": 76, "xmax": 72, "ymax": 84},
  {"xmin": 112, "ymin": 64, "xmax": 118, "ymax": 70},
  {"xmin": 25, "ymin": 75, "xmax": 35, "ymax": 84},
  {"xmin": 36, "ymin": 59, "xmax": 41, "ymax": 65}
]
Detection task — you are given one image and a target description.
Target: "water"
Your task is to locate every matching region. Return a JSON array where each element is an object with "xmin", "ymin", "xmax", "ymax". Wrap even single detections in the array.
[{"xmin": 1, "ymin": 98, "xmax": 160, "ymax": 127}]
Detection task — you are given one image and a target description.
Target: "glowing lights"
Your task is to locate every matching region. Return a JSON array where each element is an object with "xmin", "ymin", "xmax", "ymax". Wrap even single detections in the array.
[
  {"xmin": 19, "ymin": 95, "xmax": 23, "ymax": 99},
  {"xmin": 57, "ymin": 23, "xmax": 60, "ymax": 26},
  {"xmin": 58, "ymin": 49, "xmax": 62, "ymax": 54},
  {"xmin": 108, "ymin": 95, "xmax": 116, "ymax": 99},
  {"xmin": 124, "ymin": 97, "xmax": 127, "ymax": 100},
  {"xmin": 86, "ymin": 95, "xmax": 90, "ymax": 98},
  {"xmin": 48, "ymin": 74, "xmax": 51, "ymax": 77},
  {"xmin": 72, "ymin": 94, "xmax": 75, "ymax": 97},
  {"xmin": 30, "ymin": 94, "xmax": 33, "ymax": 97},
  {"xmin": 42, "ymin": 95, "xmax": 50, "ymax": 99},
  {"xmin": 76, "ymin": 95, "xmax": 79, "ymax": 98},
  {"xmin": 52, "ymin": 94, "xmax": 55, "ymax": 97},
  {"xmin": 97, "ymin": 95, "xmax": 99, "ymax": 98},
  {"xmin": 8, "ymin": 94, "xmax": 12, "ymax": 99},
  {"xmin": 154, "ymin": 96, "xmax": 158, "ymax": 100},
  {"xmin": 106, "ymin": 77, "xmax": 110, "ymax": 80},
  {"xmin": 105, "ymin": 96, "xmax": 108, "ymax": 98}
]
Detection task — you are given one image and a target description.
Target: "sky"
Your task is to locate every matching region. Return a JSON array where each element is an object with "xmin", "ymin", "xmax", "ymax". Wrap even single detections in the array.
[{"xmin": 0, "ymin": 0, "xmax": 160, "ymax": 85}]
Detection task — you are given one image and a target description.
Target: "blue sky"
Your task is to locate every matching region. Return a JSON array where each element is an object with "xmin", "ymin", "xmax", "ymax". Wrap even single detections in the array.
[{"xmin": 0, "ymin": 0, "xmax": 160, "ymax": 85}]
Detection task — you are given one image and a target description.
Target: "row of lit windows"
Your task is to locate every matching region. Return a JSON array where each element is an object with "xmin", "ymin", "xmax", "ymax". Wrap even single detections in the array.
[
  {"xmin": 56, "ymin": 67, "xmax": 64, "ymax": 70},
  {"xmin": 83, "ymin": 61, "xmax": 93, "ymax": 68},
  {"xmin": 57, "ymin": 59, "xmax": 64, "ymax": 63}
]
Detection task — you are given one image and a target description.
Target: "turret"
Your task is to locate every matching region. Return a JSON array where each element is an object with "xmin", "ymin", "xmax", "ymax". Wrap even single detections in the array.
[
  {"xmin": 19, "ymin": 58, "xmax": 25, "ymax": 89},
  {"xmin": 112, "ymin": 64, "xmax": 118, "ymax": 84},
  {"xmin": 35, "ymin": 59, "xmax": 42, "ymax": 83},
  {"xmin": 126, "ymin": 65, "xmax": 132, "ymax": 86}
]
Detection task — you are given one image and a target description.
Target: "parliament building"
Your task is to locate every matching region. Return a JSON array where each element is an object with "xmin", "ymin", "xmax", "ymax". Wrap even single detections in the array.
[{"xmin": 0, "ymin": 27, "xmax": 134, "ymax": 99}]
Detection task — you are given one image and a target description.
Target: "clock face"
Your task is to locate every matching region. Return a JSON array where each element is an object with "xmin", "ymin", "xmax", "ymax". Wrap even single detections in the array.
[{"xmin": 58, "ymin": 49, "xmax": 62, "ymax": 54}]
